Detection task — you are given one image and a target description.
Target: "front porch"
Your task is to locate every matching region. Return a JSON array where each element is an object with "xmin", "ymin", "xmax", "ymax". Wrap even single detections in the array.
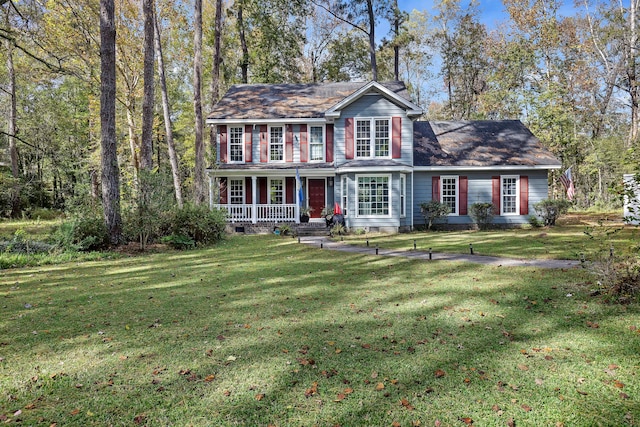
[{"xmin": 213, "ymin": 203, "xmax": 301, "ymax": 223}]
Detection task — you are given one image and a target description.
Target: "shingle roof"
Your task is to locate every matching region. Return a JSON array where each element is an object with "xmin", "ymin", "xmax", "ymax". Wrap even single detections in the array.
[
  {"xmin": 207, "ymin": 81, "xmax": 411, "ymax": 120},
  {"xmin": 414, "ymin": 120, "xmax": 561, "ymax": 167}
]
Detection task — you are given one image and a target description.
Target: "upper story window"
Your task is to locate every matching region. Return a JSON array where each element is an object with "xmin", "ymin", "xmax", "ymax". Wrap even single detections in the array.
[
  {"xmin": 501, "ymin": 175, "xmax": 519, "ymax": 215},
  {"xmin": 229, "ymin": 126, "xmax": 244, "ymax": 162},
  {"xmin": 270, "ymin": 126, "xmax": 284, "ymax": 162},
  {"xmin": 356, "ymin": 118, "xmax": 390, "ymax": 158},
  {"xmin": 441, "ymin": 176, "xmax": 458, "ymax": 215},
  {"xmin": 309, "ymin": 125, "xmax": 324, "ymax": 161}
]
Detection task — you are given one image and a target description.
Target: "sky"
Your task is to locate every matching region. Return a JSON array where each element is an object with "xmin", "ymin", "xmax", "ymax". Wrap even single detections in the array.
[{"xmin": 396, "ymin": 0, "xmax": 580, "ymax": 30}]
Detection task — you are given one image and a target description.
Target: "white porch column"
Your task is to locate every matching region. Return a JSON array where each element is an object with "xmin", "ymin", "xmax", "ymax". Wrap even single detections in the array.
[{"xmin": 251, "ymin": 176, "xmax": 257, "ymax": 224}]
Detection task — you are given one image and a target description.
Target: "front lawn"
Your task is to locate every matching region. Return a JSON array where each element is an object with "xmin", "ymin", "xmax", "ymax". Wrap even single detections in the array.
[
  {"xmin": 1, "ymin": 235, "xmax": 638, "ymax": 426},
  {"xmin": 342, "ymin": 213, "xmax": 639, "ymax": 261}
]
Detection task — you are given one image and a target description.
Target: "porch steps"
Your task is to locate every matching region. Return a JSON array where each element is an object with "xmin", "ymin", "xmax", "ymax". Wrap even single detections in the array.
[{"xmin": 295, "ymin": 224, "xmax": 330, "ymax": 237}]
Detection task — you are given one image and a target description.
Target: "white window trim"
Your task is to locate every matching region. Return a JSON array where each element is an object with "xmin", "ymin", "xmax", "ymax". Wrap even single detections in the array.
[
  {"xmin": 228, "ymin": 126, "xmax": 245, "ymax": 164},
  {"xmin": 268, "ymin": 124, "xmax": 285, "ymax": 163},
  {"xmin": 341, "ymin": 175, "xmax": 348, "ymax": 217},
  {"xmin": 440, "ymin": 175, "xmax": 459, "ymax": 216},
  {"xmin": 356, "ymin": 174, "xmax": 392, "ymax": 218},
  {"xmin": 501, "ymin": 175, "xmax": 520, "ymax": 216},
  {"xmin": 268, "ymin": 177, "xmax": 286, "ymax": 205},
  {"xmin": 354, "ymin": 117, "xmax": 392, "ymax": 159},
  {"xmin": 308, "ymin": 124, "xmax": 325, "ymax": 162},
  {"xmin": 400, "ymin": 174, "xmax": 406, "ymax": 218},
  {"xmin": 229, "ymin": 178, "xmax": 245, "ymax": 204}
]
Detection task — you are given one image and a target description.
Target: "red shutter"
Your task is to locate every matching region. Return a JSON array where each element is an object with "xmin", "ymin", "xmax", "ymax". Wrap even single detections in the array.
[
  {"xmin": 432, "ymin": 176, "xmax": 440, "ymax": 201},
  {"xmin": 520, "ymin": 175, "xmax": 529, "ymax": 215},
  {"xmin": 345, "ymin": 118, "xmax": 354, "ymax": 159},
  {"xmin": 392, "ymin": 116, "xmax": 402, "ymax": 158},
  {"xmin": 244, "ymin": 125, "xmax": 252, "ymax": 163},
  {"xmin": 219, "ymin": 125, "xmax": 228, "ymax": 163},
  {"xmin": 260, "ymin": 125, "xmax": 267, "ymax": 163},
  {"xmin": 286, "ymin": 177, "xmax": 295, "ymax": 204},
  {"xmin": 459, "ymin": 176, "xmax": 468, "ymax": 215},
  {"xmin": 300, "ymin": 124, "xmax": 308, "ymax": 162},
  {"xmin": 259, "ymin": 177, "xmax": 267, "ymax": 204},
  {"xmin": 285, "ymin": 124, "xmax": 293, "ymax": 162},
  {"xmin": 492, "ymin": 176, "xmax": 501, "ymax": 214},
  {"xmin": 220, "ymin": 177, "xmax": 228, "ymax": 204},
  {"xmin": 245, "ymin": 177, "xmax": 252, "ymax": 204},
  {"xmin": 326, "ymin": 124, "xmax": 334, "ymax": 162}
]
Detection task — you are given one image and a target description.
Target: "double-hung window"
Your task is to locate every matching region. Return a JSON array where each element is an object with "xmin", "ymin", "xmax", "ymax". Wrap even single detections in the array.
[
  {"xmin": 357, "ymin": 175, "xmax": 390, "ymax": 216},
  {"xmin": 229, "ymin": 178, "xmax": 244, "ymax": 204},
  {"xmin": 269, "ymin": 126, "xmax": 284, "ymax": 162},
  {"xmin": 309, "ymin": 126, "xmax": 324, "ymax": 161},
  {"xmin": 400, "ymin": 174, "xmax": 406, "ymax": 217},
  {"xmin": 269, "ymin": 178, "xmax": 284, "ymax": 204},
  {"xmin": 355, "ymin": 118, "xmax": 390, "ymax": 158},
  {"xmin": 229, "ymin": 127, "xmax": 244, "ymax": 162},
  {"xmin": 341, "ymin": 176, "xmax": 348, "ymax": 217},
  {"xmin": 501, "ymin": 176, "xmax": 519, "ymax": 215},
  {"xmin": 441, "ymin": 176, "xmax": 458, "ymax": 215}
]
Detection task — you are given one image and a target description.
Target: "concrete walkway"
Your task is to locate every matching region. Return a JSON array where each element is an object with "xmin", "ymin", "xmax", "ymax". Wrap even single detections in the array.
[{"xmin": 298, "ymin": 236, "xmax": 582, "ymax": 269}]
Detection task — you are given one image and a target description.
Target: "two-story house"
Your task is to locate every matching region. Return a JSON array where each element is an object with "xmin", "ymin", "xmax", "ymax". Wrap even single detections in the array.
[{"xmin": 206, "ymin": 81, "xmax": 561, "ymax": 232}]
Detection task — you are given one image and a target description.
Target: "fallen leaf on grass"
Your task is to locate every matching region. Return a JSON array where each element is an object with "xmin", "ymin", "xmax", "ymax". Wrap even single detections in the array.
[
  {"xmin": 375, "ymin": 382, "xmax": 385, "ymax": 391},
  {"xmin": 334, "ymin": 393, "xmax": 346, "ymax": 402},
  {"xmin": 521, "ymin": 404, "xmax": 532, "ymax": 412},
  {"xmin": 255, "ymin": 393, "xmax": 264, "ymax": 401},
  {"xmin": 204, "ymin": 375, "xmax": 215, "ymax": 382},
  {"xmin": 459, "ymin": 416, "xmax": 473, "ymax": 425},
  {"xmin": 434, "ymin": 369, "xmax": 446, "ymax": 378},
  {"xmin": 507, "ymin": 418, "xmax": 516, "ymax": 427},
  {"xmin": 400, "ymin": 398, "xmax": 415, "ymax": 410},
  {"xmin": 392, "ymin": 422, "xmax": 401, "ymax": 427},
  {"xmin": 517, "ymin": 364, "xmax": 529, "ymax": 371},
  {"xmin": 305, "ymin": 382, "xmax": 318, "ymax": 398},
  {"xmin": 70, "ymin": 409, "xmax": 80, "ymax": 416},
  {"xmin": 586, "ymin": 321, "xmax": 599, "ymax": 329}
]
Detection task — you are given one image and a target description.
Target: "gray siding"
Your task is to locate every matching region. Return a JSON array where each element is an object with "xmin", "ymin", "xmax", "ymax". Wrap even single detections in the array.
[
  {"xmin": 334, "ymin": 95, "xmax": 414, "ymax": 166},
  {"xmin": 413, "ymin": 170, "xmax": 550, "ymax": 227}
]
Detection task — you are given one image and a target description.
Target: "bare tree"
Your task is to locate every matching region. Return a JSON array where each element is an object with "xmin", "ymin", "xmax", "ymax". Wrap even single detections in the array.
[
  {"xmin": 193, "ymin": 0, "xmax": 206, "ymax": 204},
  {"xmin": 155, "ymin": 15, "xmax": 183, "ymax": 207},
  {"xmin": 140, "ymin": 0, "xmax": 155, "ymax": 170},
  {"xmin": 100, "ymin": 0, "xmax": 122, "ymax": 244}
]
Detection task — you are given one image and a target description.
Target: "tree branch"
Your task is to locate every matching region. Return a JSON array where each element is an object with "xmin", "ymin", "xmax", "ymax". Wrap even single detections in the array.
[{"xmin": 309, "ymin": 0, "xmax": 369, "ymax": 35}]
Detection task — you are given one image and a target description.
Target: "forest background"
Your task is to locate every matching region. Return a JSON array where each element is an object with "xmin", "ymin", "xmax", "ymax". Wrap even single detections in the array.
[{"xmin": 1, "ymin": 0, "xmax": 639, "ymax": 233}]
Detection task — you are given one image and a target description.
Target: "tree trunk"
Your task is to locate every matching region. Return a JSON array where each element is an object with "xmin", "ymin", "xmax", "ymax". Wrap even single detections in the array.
[
  {"xmin": 6, "ymin": 36, "xmax": 21, "ymax": 217},
  {"xmin": 366, "ymin": 0, "xmax": 377, "ymax": 81},
  {"xmin": 193, "ymin": 0, "xmax": 206, "ymax": 204},
  {"xmin": 238, "ymin": 1, "xmax": 249, "ymax": 84},
  {"xmin": 100, "ymin": 0, "xmax": 122, "ymax": 245},
  {"xmin": 628, "ymin": 0, "xmax": 640, "ymax": 146},
  {"xmin": 154, "ymin": 16, "xmax": 183, "ymax": 208},
  {"xmin": 393, "ymin": 0, "xmax": 399, "ymax": 81},
  {"xmin": 211, "ymin": 0, "xmax": 223, "ymax": 105},
  {"xmin": 140, "ymin": 0, "xmax": 155, "ymax": 170},
  {"xmin": 125, "ymin": 101, "xmax": 140, "ymax": 189}
]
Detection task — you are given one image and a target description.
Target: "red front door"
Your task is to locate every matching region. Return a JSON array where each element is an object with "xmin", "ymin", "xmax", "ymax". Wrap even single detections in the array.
[{"xmin": 308, "ymin": 179, "xmax": 326, "ymax": 219}]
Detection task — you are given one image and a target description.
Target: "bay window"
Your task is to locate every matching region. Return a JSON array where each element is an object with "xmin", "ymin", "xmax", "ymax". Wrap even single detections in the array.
[{"xmin": 357, "ymin": 175, "xmax": 390, "ymax": 216}]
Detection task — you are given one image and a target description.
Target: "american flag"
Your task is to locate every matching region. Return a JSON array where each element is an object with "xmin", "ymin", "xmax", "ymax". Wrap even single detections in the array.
[{"xmin": 559, "ymin": 167, "xmax": 575, "ymax": 201}]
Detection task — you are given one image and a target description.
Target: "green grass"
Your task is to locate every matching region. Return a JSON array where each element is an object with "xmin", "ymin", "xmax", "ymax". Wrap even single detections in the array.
[
  {"xmin": 1, "ymin": 235, "xmax": 639, "ymax": 426},
  {"xmin": 344, "ymin": 214, "xmax": 639, "ymax": 261}
]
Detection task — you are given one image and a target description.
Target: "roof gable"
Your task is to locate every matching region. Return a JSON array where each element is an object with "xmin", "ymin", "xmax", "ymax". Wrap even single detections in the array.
[
  {"xmin": 324, "ymin": 81, "xmax": 423, "ymax": 120},
  {"xmin": 414, "ymin": 120, "xmax": 561, "ymax": 168}
]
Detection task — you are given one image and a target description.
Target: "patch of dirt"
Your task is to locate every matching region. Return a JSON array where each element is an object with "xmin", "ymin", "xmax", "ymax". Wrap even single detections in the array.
[
  {"xmin": 114, "ymin": 242, "xmax": 171, "ymax": 255},
  {"xmin": 557, "ymin": 212, "xmax": 626, "ymax": 227}
]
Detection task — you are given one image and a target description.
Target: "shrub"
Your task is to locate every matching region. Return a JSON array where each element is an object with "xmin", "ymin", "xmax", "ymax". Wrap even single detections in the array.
[
  {"xmin": 0, "ymin": 229, "xmax": 55, "ymax": 254},
  {"xmin": 528, "ymin": 215, "xmax": 544, "ymax": 228},
  {"xmin": 469, "ymin": 202, "xmax": 494, "ymax": 230},
  {"xmin": 533, "ymin": 198, "xmax": 571, "ymax": 226},
  {"xmin": 160, "ymin": 234, "xmax": 195, "ymax": 250},
  {"xmin": 28, "ymin": 208, "xmax": 63, "ymax": 220},
  {"xmin": 164, "ymin": 203, "xmax": 227, "ymax": 247},
  {"xmin": 50, "ymin": 210, "xmax": 110, "ymax": 251},
  {"xmin": 419, "ymin": 201, "xmax": 450, "ymax": 230}
]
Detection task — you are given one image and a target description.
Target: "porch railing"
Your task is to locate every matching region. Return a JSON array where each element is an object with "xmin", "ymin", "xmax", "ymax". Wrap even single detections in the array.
[{"xmin": 214, "ymin": 203, "xmax": 297, "ymax": 223}]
